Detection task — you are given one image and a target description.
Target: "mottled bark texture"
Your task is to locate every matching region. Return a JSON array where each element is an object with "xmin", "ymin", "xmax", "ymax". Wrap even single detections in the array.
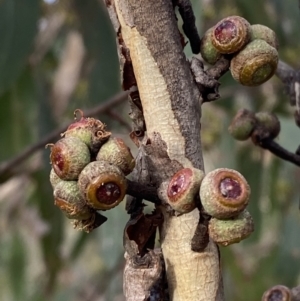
[{"xmin": 104, "ymin": 0, "xmax": 224, "ymax": 300}]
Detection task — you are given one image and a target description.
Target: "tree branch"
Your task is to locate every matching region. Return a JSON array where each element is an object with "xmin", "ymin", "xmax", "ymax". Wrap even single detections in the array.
[{"xmin": 108, "ymin": 0, "xmax": 223, "ymax": 300}]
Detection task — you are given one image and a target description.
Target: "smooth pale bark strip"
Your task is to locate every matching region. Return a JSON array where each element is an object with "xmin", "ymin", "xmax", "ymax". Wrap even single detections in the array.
[
  {"xmin": 115, "ymin": 0, "xmax": 203, "ymax": 169},
  {"xmin": 112, "ymin": 0, "xmax": 224, "ymax": 300},
  {"xmin": 160, "ymin": 207, "xmax": 223, "ymax": 301}
]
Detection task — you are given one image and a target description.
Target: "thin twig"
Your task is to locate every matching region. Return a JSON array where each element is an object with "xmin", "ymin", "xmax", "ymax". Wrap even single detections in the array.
[
  {"xmin": 106, "ymin": 109, "xmax": 132, "ymax": 131},
  {"xmin": 254, "ymin": 137, "xmax": 300, "ymax": 167},
  {"xmin": 206, "ymin": 56, "xmax": 231, "ymax": 79},
  {"xmin": 0, "ymin": 91, "xmax": 128, "ymax": 179},
  {"xmin": 176, "ymin": 0, "xmax": 201, "ymax": 54}
]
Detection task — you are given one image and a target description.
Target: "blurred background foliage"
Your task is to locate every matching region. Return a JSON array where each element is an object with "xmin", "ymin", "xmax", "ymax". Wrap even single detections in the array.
[{"xmin": 0, "ymin": 0, "xmax": 299, "ymax": 300}]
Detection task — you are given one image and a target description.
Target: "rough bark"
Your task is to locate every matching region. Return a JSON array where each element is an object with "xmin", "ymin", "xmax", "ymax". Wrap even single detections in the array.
[{"xmin": 105, "ymin": 0, "xmax": 224, "ymax": 300}]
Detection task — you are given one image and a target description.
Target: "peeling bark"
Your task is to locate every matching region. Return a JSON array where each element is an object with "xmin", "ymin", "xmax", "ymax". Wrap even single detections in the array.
[{"xmin": 104, "ymin": 0, "xmax": 224, "ymax": 300}]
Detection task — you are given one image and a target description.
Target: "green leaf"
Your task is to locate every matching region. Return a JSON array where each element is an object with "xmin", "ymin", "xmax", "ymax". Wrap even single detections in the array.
[
  {"xmin": 8, "ymin": 232, "xmax": 27, "ymax": 301},
  {"xmin": 73, "ymin": 0, "xmax": 120, "ymax": 108},
  {"xmin": 31, "ymin": 169, "xmax": 64, "ymax": 295},
  {"xmin": 0, "ymin": 0, "xmax": 39, "ymax": 95},
  {"xmin": 0, "ymin": 67, "xmax": 37, "ymax": 161}
]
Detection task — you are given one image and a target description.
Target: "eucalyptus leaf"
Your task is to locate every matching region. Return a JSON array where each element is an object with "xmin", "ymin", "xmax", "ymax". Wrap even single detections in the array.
[
  {"xmin": 8, "ymin": 233, "xmax": 27, "ymax": 301},
  {"xmin": 0, "ymin": 0, "xmax": 39, "ymax": 95}
]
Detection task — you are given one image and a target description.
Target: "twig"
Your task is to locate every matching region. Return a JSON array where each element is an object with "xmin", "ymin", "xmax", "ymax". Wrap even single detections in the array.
[
  {"xmin": 0, "ymin": 91, "xmax": 128, "ymax": 179},
  {"xmin": 190, "ymin": 56, "xmax": 230, "ymax": 102},
  {"xmin": 106, "ymin": 109, "xmax": 132, "ymax": 131},
  {"xmin": 253, "ymin": 137, "xmax": 300, "ymax": 167},
  {"xmin": 206, "ymin": 56, "xmax": 231, "ymax": 80},
  {"xmin": 176, "ymin": 0, "xmax": 201, "ymax": 54}
]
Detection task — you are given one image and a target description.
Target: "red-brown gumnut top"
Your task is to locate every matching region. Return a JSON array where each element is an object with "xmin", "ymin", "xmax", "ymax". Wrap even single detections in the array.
[
  {"xmin": 262, "ymin": 285, "xmax": 292, "ymax": 301},
  {"xmin": 269, "ymin": 289, "xmax": 283, "ymax": 300},
  {"xmin": 67, "ymin": 117, "xmax": 89, "ymax": 130},
  {"xmin": 96, "ymin": 182, "xmax": 121, "ymax": 205},
  {"xmin": 220, "ymin": 178, "xmax": 242, "ymax": 199},
  {"xmin": 52, "ymin": 147, "xmax": 65, "ymax": 174},
  {"xmin": 200, "ymin": 168, "xmax": 250, "ymax": 219},
  {"xmin": 214, "ymin": 20, "xmax": 237, "ymax": 45},
  {"xmin": 63, "ymin": 109, "xmax": 111, "ymax": 152},
  {"xmin": 167, "ymin": 168, "xmax": 192, "ymax": 202},
  {"xmin": 212, "ymin": 16, "xmax": 251, "ymax": 54},
  {"xmin": 67, "ymin": 109, "xmax": 89, "ymax": 130}
]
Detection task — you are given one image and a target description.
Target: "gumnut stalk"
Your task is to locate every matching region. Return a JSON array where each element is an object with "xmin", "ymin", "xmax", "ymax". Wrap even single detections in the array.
[
  {"xmin": 63, "ymin": 109, "xmax": 111, "ymax": 153},
  {"xmin": 262, "ymin": 285, "xmax": 292, "ymax": 301},
  {"xmin": 200, "ymin": 27, "xmax": 222, "ymax": 65},
  {"xmin": 251, "ymin": 24, "xmax": 279, "ymax": 50},
  {"xmin": 48, "ymin": 136, "xmax": 91, "ymax": 180},
  {"xmin": 211, "ymin": 15, "xmax": 251, "ymax": 54},
  {"xmin": 200, "ymin": 168, "xmax": 250, "ymax": 219},
  {"xmin": 228, "ymin": 109, "xmax": 257, "ymax": 141},
  {"xmin": 53, "ymin": 180, "xmax": 93, "ymax": 220},
  {"xmin": 78, "ymin": 160, "xmax": 127, "ymax": 210},
  {"xmin": 166, "ymin": 168, "xmax": 204, "ymax": 214},
  {"xmin": 96, "ymin": 137, "xmax": 135, "ymax": 175},
  {"xmin": 208, "ymin": 210, "xmax": 254, "ymax": 246},
  {"xmin": 255, "ymin": 111, "xmax": 281, "ymax": 139},
  {"xmin": 230, "ymin": 39, "xmax": 279, "ymax": 86}
]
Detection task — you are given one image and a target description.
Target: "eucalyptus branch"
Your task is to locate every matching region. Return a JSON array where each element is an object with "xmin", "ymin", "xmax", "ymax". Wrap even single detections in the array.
[{"xmin": 105, "ymin": 1, "xmax": 223, "ymax": 300}]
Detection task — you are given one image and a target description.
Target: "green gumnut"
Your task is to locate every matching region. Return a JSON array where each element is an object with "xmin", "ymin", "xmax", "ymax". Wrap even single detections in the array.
[
  {"xmin": 251, "ymin": 24, "xmax": 279, "ymax": 50},
  {"xmin": 255, "ymin": 111, "xmax": 280, "ymax": 139},
  {"xmin": 53, "ymin": 180, "xmax": 93, "ymax": 220},
  {"xmin": 200, "ymin": 28, "xmax": 222, "ymax": 65},
  {"xmin": 49, "ymin": 136, "xmax": 91, "ymax": 181},
  {"xmin": 208, "ymin": 210, "xmax": 254, "ymax": 246},
  {"xmin": 228, "ymin": 109, "xmax": 257, "ymax": 141},
  {"xmin": 63, "ymin": 109, "xmax": 111, "ymax": 153},
  {"xmin": 96, "ymin": 137, "xmax": 135, "ymax": 176},
  {"xmin": 50, "ymin": 168, "xmax": 62, "ymax": 189}
]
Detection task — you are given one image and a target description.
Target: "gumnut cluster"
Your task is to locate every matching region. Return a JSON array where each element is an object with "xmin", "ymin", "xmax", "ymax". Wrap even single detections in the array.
[
  {"xmin": 200, "ymin": 168, "xmax": 254, "ymax": 246},
  {"xmin": 228, "ymin": 108, "xmax": 280, "ymax": 141},
  {"xmin": 47, "ymin": 110, "xmax": 135, "ymax": 232},
  {"xmin": 200, "ymin": 16, "xmax": 279, "ymax": 86}
]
